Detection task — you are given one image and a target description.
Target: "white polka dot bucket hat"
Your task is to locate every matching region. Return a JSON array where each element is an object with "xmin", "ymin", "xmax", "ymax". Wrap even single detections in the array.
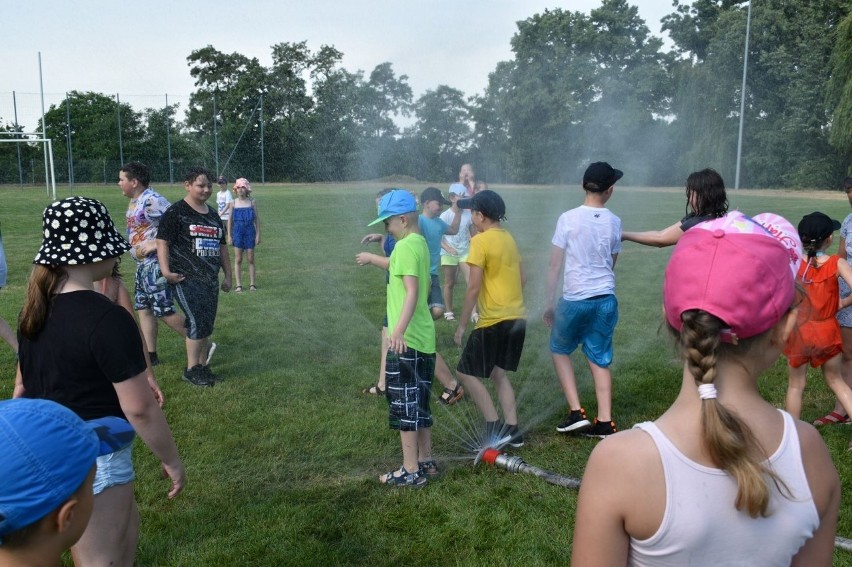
[{"xmin": 34, "ymin": 196, "xmax": 130, "ymax": 266}]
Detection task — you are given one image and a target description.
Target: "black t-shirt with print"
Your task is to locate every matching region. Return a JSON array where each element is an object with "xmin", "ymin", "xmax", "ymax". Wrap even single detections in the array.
[
  {"xmin": 158, "ymin": 199, "xmax": 226, "ymax": 280},
  {"xmin": 18, "ymin": 291, "xmax": 145, "ymax": 421}
]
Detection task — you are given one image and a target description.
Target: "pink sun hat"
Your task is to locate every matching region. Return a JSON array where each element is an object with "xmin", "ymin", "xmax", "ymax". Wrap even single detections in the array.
[{"xmin": 664, "ymin": 211, "xmax": 802, "ymax": 343}]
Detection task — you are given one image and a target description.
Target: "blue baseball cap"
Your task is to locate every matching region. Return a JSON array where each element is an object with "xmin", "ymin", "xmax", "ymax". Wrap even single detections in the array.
[
  {"xmin": 368, "ymin": 190, "xmax": 418, "ymax": 226},
  {"xmin": 0, "ymin": 399, "xmax": 135, "ymax": 541}
]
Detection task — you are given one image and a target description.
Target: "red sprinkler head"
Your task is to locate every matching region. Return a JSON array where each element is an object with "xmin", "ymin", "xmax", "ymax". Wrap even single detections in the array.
[{"xmin": 481, "ymin": 448, "xmax": 501, "ymax": 465}]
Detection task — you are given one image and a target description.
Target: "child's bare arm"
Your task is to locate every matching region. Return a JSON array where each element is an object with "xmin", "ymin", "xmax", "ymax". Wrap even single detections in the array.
[
  {"xmin": 156, "ymin": 239, "xmax": 185, "ymax": 284},
  {"xmin": 544, "ymin": 245, "xmax": 565, "ymax": 327},
  {"xmin": 388, "ymin": 275, "xmax": 419, "ymax": 353},
  {"xmin": 838, "ymin": 259, "xmax": 852, "ymax": 309},
  {"xmin": 444, "ymin": 205, "xmax": 462, "ymax": 236},
  {"xmin": 355, "ymin": 252, "xmax": 390, "ymax": 270},
  {"xmin": 454, "ymin": 265, "xmax": 482, "ymax": 346},
  {"xmin": 253, "ymin": 199, "xmax": 261, "ymax": 246}
]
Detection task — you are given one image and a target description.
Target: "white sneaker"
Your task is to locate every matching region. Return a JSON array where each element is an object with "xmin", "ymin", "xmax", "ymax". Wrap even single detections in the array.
[
  {"xmin": 205, "ymin": 342, "xmax": 217, "ymax": 366},
  {"xmin": 470, "ymin": 312, "xmax": 479, "ymax": 324},
  {"xmin": 444, "ymin": 312, "xmax": 455, "ymax": 321}
]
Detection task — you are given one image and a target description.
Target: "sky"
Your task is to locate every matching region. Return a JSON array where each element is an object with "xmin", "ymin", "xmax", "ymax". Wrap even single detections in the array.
[{"xmin": 3, "ymin": 0, "xmax": 675, "ymax": 130}]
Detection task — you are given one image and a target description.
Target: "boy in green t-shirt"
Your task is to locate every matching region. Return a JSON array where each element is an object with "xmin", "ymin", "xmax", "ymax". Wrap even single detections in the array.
[{"xmin": 368, "ymin": 190, "xmax": 437, "ymax": 487}]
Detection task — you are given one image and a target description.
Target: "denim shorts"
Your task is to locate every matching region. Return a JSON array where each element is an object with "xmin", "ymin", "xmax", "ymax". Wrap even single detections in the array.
[
  {"xmin": 549, "ymin": 295, "xmax": 618, "ymax": 367},
  {"xmin": 93, "ymin": 444, "xmax": 135, "ymax": 495},
  {"xmin": 428, "ymin": 274, "xmax": 443, "ymax": 309},
  {"xmin": 134, "ymin": 260, "xmax": 177, "ymax": 317}
]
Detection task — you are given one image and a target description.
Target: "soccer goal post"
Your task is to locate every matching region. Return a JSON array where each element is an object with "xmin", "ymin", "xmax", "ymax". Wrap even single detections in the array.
[{"xmin": 0, "ymin": 132, "xmax": 57, "ymax": 199}]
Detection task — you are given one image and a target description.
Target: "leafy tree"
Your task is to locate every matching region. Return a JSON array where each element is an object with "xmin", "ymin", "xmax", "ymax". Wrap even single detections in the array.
[
  {"xmin": 828, "ymin": 10, "xmax": 852, "ymax": 174},
  {"xmin": 410, "ymin": 86, "xmax": 472, "ymax": 181}
]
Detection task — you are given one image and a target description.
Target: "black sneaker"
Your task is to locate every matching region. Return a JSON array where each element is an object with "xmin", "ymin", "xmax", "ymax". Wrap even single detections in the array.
[
  {"xmin": 506, "ymin": 424, "xmax": 525, "ymax": 448},
  {"xmin": 182, "ymin": 365, "xmax": 213, "ymax": 387},
  {"xmin": 556, "ymin": 408, "xmax": 591, "ymax": 433},
  {"xmin": 200, "ymin": 365, "xmax": 221, "ymax": 383},
  {"xmin": 584, "ymin": 419, "xmax": 617, "ymax": 439}
]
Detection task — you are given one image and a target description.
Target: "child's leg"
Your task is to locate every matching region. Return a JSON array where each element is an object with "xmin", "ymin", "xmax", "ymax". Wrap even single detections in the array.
[
  {"xmin": 490, "ymin": 366, "xmax": 518, "ymax": 426},
  {"xmin": 417, "ymin": 426, "xmax": 432, "ymax": 462},
  {"xmin": 161, "ymin": 311, "xmax": 187, "ymax": 337},
  {"xmin": 835, "ymin": 326, "xmax": 852, "ymax": 415},
  {"xmin": 457, "ymin": 369, "xmax": 499, "ymax": 421},
  {"xmin": 588, "ymin": 361, "xmax": 613, "ymax": 422},
  {"xmin": 400, "ymin": 430, "xmax": 419, "ymax": 473},
  {"xmin": 71, "ymin": 483, "xmax": 139, "ymax": 566},
  {"xmin": 233, "ymin": 247, "xmax": 244, "ymax": 288},
  {"xmin": 378, "ymin": 326, "xmax": 389, "ymax": 390},
  {"xmin": 247, "ymin": 248, "xmax": 256, "ymax": 287},
  {"xmin": 785, "ymin": 363, "xmax": 808, "ymax": 419},
  {"xmin": 552, "ymin": 353, "xmax": 583, "ymax": 410},
  {"xmin": 822, "ymin": 354, "xmax": 852, "ymax": 418},
  {"xmin": 434, "ymin": 352, "xmax": 458, "ymax": 391},
  {"xmin": 186, "ymin": 336, "xmax": 209, "ymax": 369},
  {"xmin": 442, "ymin": 264, "xmax": 457, "ymax": 314}
]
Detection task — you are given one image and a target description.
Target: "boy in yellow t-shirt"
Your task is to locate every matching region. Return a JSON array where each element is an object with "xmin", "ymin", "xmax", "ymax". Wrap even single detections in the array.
[{"xmin": 453, "ymin": 190, "xmax": 527, "ymax": 447}]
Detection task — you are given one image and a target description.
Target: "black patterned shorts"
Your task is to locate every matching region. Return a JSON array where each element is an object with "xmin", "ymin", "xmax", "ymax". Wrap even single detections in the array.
[{"xmin": 386, "ymin": 348, "xmax": 435, "ymax": 432}]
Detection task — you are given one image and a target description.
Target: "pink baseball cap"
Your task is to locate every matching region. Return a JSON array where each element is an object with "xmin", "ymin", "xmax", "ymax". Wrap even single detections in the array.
[{"xmin": 664, "ymin": 212, "xmax": 801, "ymax": 342}]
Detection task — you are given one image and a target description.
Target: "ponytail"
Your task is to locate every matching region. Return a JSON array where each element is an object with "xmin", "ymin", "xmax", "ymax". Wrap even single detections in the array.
[
  {"xmin": 19, "ymin": 265, "xmax": 65, "ymax": 340},
  {"xmin": 678, "ymin": 309, "xmax": 786, "ymax": 518}
]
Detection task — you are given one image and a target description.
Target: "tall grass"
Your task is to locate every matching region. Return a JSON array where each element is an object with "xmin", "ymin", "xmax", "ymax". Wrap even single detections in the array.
[{"xmin": 1, "ymin": 183, "xmax": 851, "ymax": 565}]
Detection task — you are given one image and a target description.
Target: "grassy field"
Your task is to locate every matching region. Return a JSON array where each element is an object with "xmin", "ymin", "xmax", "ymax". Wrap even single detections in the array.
[{"xmin": 2, "ymin": 182, "xmax": 852, "ymax": 565}]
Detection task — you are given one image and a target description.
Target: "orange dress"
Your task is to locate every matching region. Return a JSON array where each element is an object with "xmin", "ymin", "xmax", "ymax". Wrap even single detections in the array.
[{"xmin": 784, "ymin": 255, "xmax": 843, "ymax": 368}]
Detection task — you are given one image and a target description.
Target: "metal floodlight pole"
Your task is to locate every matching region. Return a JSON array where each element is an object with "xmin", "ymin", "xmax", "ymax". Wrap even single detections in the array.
[
  {"xmin": 213, "ymin": 91, "xmax": 220, "ymax": 176},
  {"xmin": 260, "ymin": 94, "xmax": 265, "ymax": 184},
  {"xmin": 13, "ymin": 90, "xmax": 23, "ymax": 187},
  {"xmin": 734, "ymin": 0, "xmax": 753, "ymax": 190},
  {"xmin": 116, "ymin": 93, "xmax": 124, "ymax": 166},
  {"xmin": 46, "ymin": 139, "xmax": 57, "ymax": 200},
  {"xmin": 65, "ymin": 92, "xmax": 74, "ymax": 187},
  {"xmin": 165, "ymin": 93, "xmax": 174, "ymax": 184},
  {"xmin": 39, "ymin": 52, "xmax": 50, "ymax": 196}
]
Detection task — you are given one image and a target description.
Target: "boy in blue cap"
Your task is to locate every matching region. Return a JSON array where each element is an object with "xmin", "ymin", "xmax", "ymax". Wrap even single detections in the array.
[
  {"xmin": 0, "ymin": 398, "xmax": 131, "ymax": 565},
  {"xmin": 369, "ymin": 190, "xmax": 437, "ymax": 487}
]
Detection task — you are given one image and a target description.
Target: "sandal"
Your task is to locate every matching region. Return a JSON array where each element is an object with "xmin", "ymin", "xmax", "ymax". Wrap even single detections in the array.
[
  {"xmin": 439, "ymin": 384, "xmax": 464, "ymax": 405},
  {"xmin": 249, "ymin": 285, "xmax": 258, "ymax": 291},
  {"xmin": 362, "ymin": 384, "xmax": 386, "ymax": 396},
  {"xmin": 813, "ymin": 411, "xmax": 850, "ymax": 426},
  {"xmin": 418, "ymin": 460, "xmax": 439, "ymax": 478},
  {"xmin": 235, "ymin": 286, "xmax": 243, "ymax": 293},
  {"xmin": 379, "ymin": 466, "xmax": 427, "ymax": 488}
]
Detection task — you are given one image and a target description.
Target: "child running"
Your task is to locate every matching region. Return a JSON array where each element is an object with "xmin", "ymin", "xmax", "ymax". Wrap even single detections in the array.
[
  {"xmin": 545, "ymin": 162, "xmax": 623, "ymax": 438},
  {"xmin": 369, "ymin": 190, "xmax": 437, "ymax": 487},
  {"xmin": 453, "ymin": 190, "xmax": 527, "ymax": 447},
  {"xmin": 229, "ymin": 177, "xmax": 260, "ymax": 292},
  {"xmin": 784, "ymin": 212, "xmax": 852, "ymax": 426},
  {"xmin": 572, "ymin": 212, "xmax": 838, "ymax": 566}
]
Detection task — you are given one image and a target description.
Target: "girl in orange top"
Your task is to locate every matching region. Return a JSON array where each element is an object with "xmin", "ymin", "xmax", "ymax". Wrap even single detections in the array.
[{"xmin": 784, "ymin": 212, "xmax": 852, "ymax": 429}]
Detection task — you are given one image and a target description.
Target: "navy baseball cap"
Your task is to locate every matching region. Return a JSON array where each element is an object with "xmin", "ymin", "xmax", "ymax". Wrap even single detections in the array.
[
  {"xmin": 457, "ymin": 189, "xmax": 506, "ymax": 221},
  {"xmin": 583, "ymin": 162, "xmax": 623, "ymax": 191},
  {"xmin": 0, "ymin": 399, "xmax": 135, "ymax": 541}
]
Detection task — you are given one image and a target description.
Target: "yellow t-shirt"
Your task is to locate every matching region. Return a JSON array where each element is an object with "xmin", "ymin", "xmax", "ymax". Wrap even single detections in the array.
[{"xmin": 465, "ymin": 227, "xmax": 526, "ymax": 329}]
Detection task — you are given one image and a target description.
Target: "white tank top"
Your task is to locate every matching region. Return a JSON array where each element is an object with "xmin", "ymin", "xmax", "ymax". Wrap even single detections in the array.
[{"xmin": 628, "ymin": 411, "xmax": 819, "ymax": 567}]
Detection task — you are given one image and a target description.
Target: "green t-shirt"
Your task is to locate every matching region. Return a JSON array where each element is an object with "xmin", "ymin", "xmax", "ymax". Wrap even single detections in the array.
[{"xmin": 387, "ymin": 232, "xmax": 435, "ymax": 354}]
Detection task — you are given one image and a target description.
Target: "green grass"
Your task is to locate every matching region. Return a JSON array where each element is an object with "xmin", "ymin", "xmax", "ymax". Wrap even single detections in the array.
[{"xmin": 2, "ymin": 182, "xmax": 852, "ymax": 565}]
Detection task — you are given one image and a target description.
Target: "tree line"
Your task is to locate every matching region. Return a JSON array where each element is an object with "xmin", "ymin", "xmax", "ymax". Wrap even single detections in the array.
[{"xmin": 1, "ymin": 0, "xmax": 850, "ymax": 188}]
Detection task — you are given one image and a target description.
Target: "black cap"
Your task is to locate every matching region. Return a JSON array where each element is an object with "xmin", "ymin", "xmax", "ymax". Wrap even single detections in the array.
[
  {"xmin": 583, "ymin": 162, "xmax": 623, "ymax": 192},
  {"xmin": 457, "ymin": 190, "xmax": 506, "ymax": 221},
  {"xmin": 798, "ymin": 212, "xmax": 840, "ymax": 242},
  {"xmin": 421, "ymin": 187, "xmax": 450, "ymax": 206}
]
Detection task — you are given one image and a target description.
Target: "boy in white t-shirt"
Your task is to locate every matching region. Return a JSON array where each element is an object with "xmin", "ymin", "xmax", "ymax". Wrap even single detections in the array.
[
  {"xmin": 439, "ymin": 183, "xmax": 475, "ymax": 321},
  {"xmin": 544, "ymin": 162, "xmax": 623, "ymax": 438},
  {"xmin": 216, "ymin": 176, "xmax": 234, "ymax": 240}
]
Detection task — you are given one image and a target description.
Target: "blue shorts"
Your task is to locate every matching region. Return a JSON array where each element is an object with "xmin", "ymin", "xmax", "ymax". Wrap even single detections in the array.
[
  {"xmin": 428, "ymin": 274, "xmax": 443, "ymax": 309},
  {"xmin": 386, "ymin": 348, "xmax": 435, "ymax": 432},
  {"xmin": 549, "ymin": 295, "xmax": 618, "ymax": 367},
  {"xmin": 134, "ymin": 260, "xmax": 177, "ymax": 317},
  {"xmin": 93, "ymin": 444, "xmax": 135, "ymax": 495},
  {"xmin": 173, "ymin": 278, "xmax": 219, "ymax": 340}
]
